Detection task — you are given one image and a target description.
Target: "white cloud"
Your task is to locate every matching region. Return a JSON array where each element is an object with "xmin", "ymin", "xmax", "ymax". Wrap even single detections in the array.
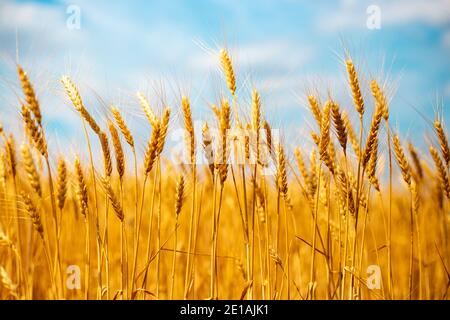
[
  {"xmin": 188, "ymin": 40, "xmax": 313, "ymax": 73},
  {"xmin": 320, "ymin": 0, "xmax": 450, "ymax": 30},
  {"xmin": 0, "ymin": 0, "xmax": 60, "ymax": 31}
]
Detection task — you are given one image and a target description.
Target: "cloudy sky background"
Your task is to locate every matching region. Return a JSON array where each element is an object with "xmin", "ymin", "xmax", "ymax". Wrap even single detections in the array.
[{"xmin": 0, "ymin": 0, "xmax": 449, "ymax": 156}]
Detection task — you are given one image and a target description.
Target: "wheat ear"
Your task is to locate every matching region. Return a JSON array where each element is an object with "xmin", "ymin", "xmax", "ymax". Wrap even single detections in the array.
[
  {"xmin": 434, "ymin": 120, "xmax": 450, "ymax": 167},
  {"xmin": 20, "ymin": 143, "xmax": 41, "ymax": 197},
  {"xmin": 393, "ymin": 135, "xmax": 412, "ymax": 187},
  {"xmin": 111, "ymin": 106, "xmax": 134, "ymax": 148},
  {"xmin": 56, "ymin": 158, "xmax": 68, "ymax": 211},
  {"xmin": 108, "ymin": 121, "xmax": 125, "ymax": 180},
  {"xmin": 346, "ymin": 59, "xmax": 365, "ymax": 116},
  {"xmin": 430, "ymin": 145, "xmax": 450, "ymax": 199}
]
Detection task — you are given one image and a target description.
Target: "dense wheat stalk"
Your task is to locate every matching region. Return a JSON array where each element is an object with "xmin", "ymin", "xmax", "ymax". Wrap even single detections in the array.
[{"xmin": 1, "ymin": 48, "xmax": 449, "ymax": 302}]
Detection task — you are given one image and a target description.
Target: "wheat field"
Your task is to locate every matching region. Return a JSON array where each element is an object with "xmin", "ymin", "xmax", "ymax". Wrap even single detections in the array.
[{"xmin": 0, "ymin": 49, "xmax": 449, "ymax": 300}]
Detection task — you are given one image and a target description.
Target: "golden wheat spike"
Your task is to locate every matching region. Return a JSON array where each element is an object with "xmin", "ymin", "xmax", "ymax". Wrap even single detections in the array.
[
  {"xmin": 430, "ymin": 145, "xmax": 450, "ymax": 199},
  {"xmin": 307, "ymin": 95, "xmax": 322, "ymax": 127},
  {"xmin": 181, "ymin": 96, "xmax": 195, "ymax": 165},
  {"xmin": 175, "ymin": 175, "xmax": 185, "ymax": 216},
  {"xmin": 319, "ymin": 101, "xmax": 335, "ymax": 174},
  {"xmin": 144, "ymin": 122, "xmax": 161, "ymax": 175},
  {"xmin": 108, "ymin": 121, "xmax": 125, "ymax": 179},
  {"xmin": 252, "ymin": 89, "xmax": 261, "ymax": 163},
  {"xmin": 56, "ymin": 158, "xmax": 68, "ymax": 211},
  {"xmin": 408, "ymin": 142, "xmax": 423, "ymax": 180},
  {"xmin": 331, "ymin": 102, "xmax": 347, "ymax": 154},
  {"xmin": 137, "ymin": 92, "xmax": 159, "ymax": 128},
  {"xmin": 99, "ymin": 131, "xmax": 112, "ymax": 177},
  {"xmin": 101, "ymin": 177, "xmax": 124, "ymax": 221},
  {"xmin": 157, "ymin": 107, "xmax": 171, "ymax": 156},
  {"xmin": 0, "ymin": 266, "xmax": 18, "ymax": 298},
  {"xmin": 393, "ymin": 135, "xmax": 412, "ymax": 187},
  {"xmin": 367, "ymin": 139, "xmax": 380, "ymax": 192},
  {"xmin": 434, "ymin": 120, "xmax": 450, "ymax": 167},
  {"xmin": 20, "ymin": 143, "xmax": 41, "ymax": 197},
  {"xmin": 346, "ymin": 59, "xmax": 364, "ymax": 116},
  {"xmin": 343, "ymin": 111, "xmax": 360, "ymax": 159},
  {"xmin": 21, "ymin": 105, "xmax": 47, "ymax": 157},
  {"xmin": 74, "ymin": 156, "xmax": 88, "ymax": 217},
  {"xmin": 294, "ymin": 147, "xmax": 309, "ymax": 184},
  {"xmin": 61, "ymin": 76, "xmax": 101, "ymax": 134},
  {"xmin": 362, "ymin": 102, "xmax": 382, "ymax": 168},
  {"xmin": 263, "ymin": 120, "xmax": 273, "ymax": 157},
  {"xmin": 17, "ymin": 65, "xmax": 42, "ymax": 126},
  {"xmin": 0, "ymin": 230, "xmax": 15, "ymax": 251},
  {"xmin": 21, "ymin": 192, "xmax": 44, "ymax": 239},
  {"xmin": 0, "ymin": 152, "xmax": 6, "ymax": 190},
  {"xmin": 218, "ymin": 98, "xmax": 230, "ymax": 185},
  {"xmin": 111, "ymin": 106, "xmax": 134, "ymax": 148},
  {"xmin": 336, "ymin": 168, "xmax": 355, "ymax": 216},
  {"xmin": 371, "ymin": 79, "xmax": 389, "ymax": 121},
  {"xmin": 220, "ymin": 49, "xmax": 236, "ymax": 96},
  {"xmin": 276, "ymin": 143, "xmax": 288, "ymax": 198},
  {"xmin": 5, "ymin": 135, "xmax": 17, "ymax": 177}
]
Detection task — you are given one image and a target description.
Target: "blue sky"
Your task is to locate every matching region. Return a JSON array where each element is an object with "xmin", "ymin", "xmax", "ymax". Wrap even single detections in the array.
[{"xmin": 0, "ymin": 0, "xmax": 449, "ymax": 154}]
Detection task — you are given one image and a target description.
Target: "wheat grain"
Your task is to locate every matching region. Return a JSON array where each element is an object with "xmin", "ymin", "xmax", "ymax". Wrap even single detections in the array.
[
  {"xmin": 331, "ymin": 102, "xmax": 347, "ymax": 153},
  {"xmin": 108, "ymin": 121, "xmax": 125, "ymax": 179},
  {"xmin": 408, "ymin": 143, "xmax": 423, "ymax": 180},
  {"xmin": 99, "ymin": 131, "xmax": 113, "ymax": 177},
  {"xmin": 111, "ymin": 106, "xmax": 134, "ymax": 148},
  {"xmin": 74, "ymin": 156, "xmax": 89, "ymax": 217},
  {"xmin": 175, "ymin": 175, "xmax": 185, "ymax": 216},
  {"xmin": 220, "ymin": 49, "xmax": 236, "ymax": 96},
  {"xmin": 20, "ymin": 143, "xmax": 41, "ymax": 197},
  {"xmin": 181, "ymin": 96, "xmax": 195, "ymax": 165},
  {"xmin": 144, "ymin": 122, "xmax": 161, "ymax": 175},
  {"xmin": 101, "ymin": 177, "xmax": 124, "ymax": 221},
  {"xmin": 61, "ymin": 76, "xmax": 101, "ymax": 134},
  {"xmin": 393, "ymin": 135, "xmax": 412, "ymax": 187},
  {"xmin": 56, "ymin": 158, "xmax": 68, "ymax": 211},
  {"xmin": 430, "ymin": 145, "xmax": 450, "ymax": 198},
  {"xmin": 137, "ymin": 92, "xmax": 159, "ymax": 128},
  {"xmin": 346, "ymin": 60, "xmax": 364, "ymax": 116},
  {"xmin": 434, "ymin": 120, "xmax": 450, "ymax": 167},
  {"xmin": 21, "ymin": 192, "xmax": 44, "ymax": 239}
]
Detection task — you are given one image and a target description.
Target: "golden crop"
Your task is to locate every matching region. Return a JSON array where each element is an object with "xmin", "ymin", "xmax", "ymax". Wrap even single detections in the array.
[{"xmin": 0, "ymin": 50, "xmax": 449, "ymax": 300}]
